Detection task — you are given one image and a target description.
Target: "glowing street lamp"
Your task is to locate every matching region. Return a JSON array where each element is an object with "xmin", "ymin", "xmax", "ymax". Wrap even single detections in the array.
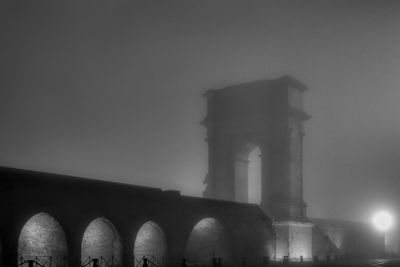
[{"xmin": 372, "ymin": 211, "xmax": 394, "ymax": 232}]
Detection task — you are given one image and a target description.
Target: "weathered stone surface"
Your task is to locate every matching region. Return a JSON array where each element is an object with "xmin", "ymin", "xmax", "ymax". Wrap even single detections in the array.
[
  {"xmin": 184, "ymin": 218, "xmax": 232, "ymax": 263},
  {"xmin": 274, "ymin": 221, "xmax": 313, "ymax": 261},
  {"xmin": 202, "ymin": 76, "xmax": 309, "ymax": 220},
  {"xmin": 81, "ymin": 217, "xmax": 122, "ymax": 266},
  {"xmin": 18, "ymin": 212, "xmax": 68, "ymax": 266},
  {"xmin": 134, "ymin": 221, "xmax": 167, "ymax": 266}
]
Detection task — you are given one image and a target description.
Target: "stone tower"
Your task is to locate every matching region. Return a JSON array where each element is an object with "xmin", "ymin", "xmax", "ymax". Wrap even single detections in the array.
[{"xmin": 202, "ymin": 75, "xmax": 309, "ymax": 220}]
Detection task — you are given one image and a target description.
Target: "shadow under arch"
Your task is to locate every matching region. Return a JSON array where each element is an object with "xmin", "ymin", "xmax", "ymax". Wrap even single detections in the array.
[
  {"xmin": 18, "ymin": 212, "xmax": 68, "ymax": 267},
  {"xmin": 81, "ymin": 217, "xmax": 122, "ymax": 266},
  {"xmin": 133, "ymin": 221, "xmax": 167, "ymax": 266},
  {"xmin": 184, "ymin": 217, "xmax": 233, "ymax": 264}
]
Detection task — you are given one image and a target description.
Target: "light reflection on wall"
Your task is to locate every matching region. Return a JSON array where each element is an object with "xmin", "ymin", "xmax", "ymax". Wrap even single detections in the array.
[
  {"xmin": 184, "ymin": 218, "xmax": 232, "ymax": 263},
  {"xmin": 81, "ymin": 217, "xmax": 122, "ymax": 266},
  {"xmin": 274, "ymin": 224, "xmax": 289, "ymax": 260},
  {"xmin": 274, "ymin": 222, "xmax": 313, "ymax": 261},
  {"xmin": 18, "ymin": 212, "xmax": 68, "ymax": 265},
  {"xmin": 262, "ymin": 228, "xmax": 275, "ymax": 260},
  {"xmin": 289, "ymin": 224, "xmax": 312, "ymax": 260},
  {"xmin": 133, "ymin": 221, "xmax": 167, "ymax": 266}
]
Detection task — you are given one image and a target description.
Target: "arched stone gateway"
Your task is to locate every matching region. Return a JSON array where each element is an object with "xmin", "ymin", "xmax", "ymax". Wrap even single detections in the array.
[
  {"xmin": 18, "ymin": 212, "xmax": 68, "ymax": 267},
  {"xmin": 184, "ymin": 218, "xmax": 233, "ymax": 264},
  {"xmin": 202, "ymin": 76, "xmax": 309, "ymax": 220},
  {"xmin": 81, "ymin": 217, "xmax": 122, "ymax": 266},
  {"xmin": 133, "ymin": 221, "xmax": 167, "ymax": 266}
]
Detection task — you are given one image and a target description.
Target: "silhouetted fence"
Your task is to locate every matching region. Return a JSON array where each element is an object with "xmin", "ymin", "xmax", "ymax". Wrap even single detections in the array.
[
  {"xmin": 18, "ymin": 256, "xmax": 66, "ymax": 267},
  {"xmin": 81, "ymin": 256, "xmax": 122, "ymax": 267},
  {"xmin": 18, "ymin": 254, "xmax": 342, "ymax": 267},
  {"xmin": 134, "ymin": 256, "xmax": 165, "ymax": 267}
]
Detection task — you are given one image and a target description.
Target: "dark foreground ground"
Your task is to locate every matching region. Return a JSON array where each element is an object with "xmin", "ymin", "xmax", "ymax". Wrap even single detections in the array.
[{"xmin": 261, "ymin": 259, "xmax": 400, "ymax": 267}]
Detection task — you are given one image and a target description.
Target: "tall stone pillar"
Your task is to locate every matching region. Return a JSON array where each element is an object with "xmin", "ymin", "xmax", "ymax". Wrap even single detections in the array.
[{"xmin": 202, "ymin": 75, "xmax": 309, "ymax": 221}]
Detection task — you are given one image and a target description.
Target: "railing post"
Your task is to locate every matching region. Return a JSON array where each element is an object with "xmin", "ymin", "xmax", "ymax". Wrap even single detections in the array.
[
  {"xmin": 92, "ymin": 258, "xmax": 99, "ymax": 267},
  {"xmin": 142, "ymin": 257, "xmax": 148, "ymax": 267}
]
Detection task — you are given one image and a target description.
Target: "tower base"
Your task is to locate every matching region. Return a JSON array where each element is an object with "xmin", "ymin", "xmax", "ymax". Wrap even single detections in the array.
[{"xmin": 273, "ymin": 221, "xmax": 314, "ymax": 262}]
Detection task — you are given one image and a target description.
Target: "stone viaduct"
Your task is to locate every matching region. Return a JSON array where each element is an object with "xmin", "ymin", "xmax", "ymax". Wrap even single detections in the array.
[{"xmin": 0, "ymin": 167, "xmax": 274, "ymax": 267}]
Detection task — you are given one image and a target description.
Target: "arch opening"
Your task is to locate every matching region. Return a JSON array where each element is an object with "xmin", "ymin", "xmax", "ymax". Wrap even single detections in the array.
[
  {"xmin": 133, "ymin": 221, "xmax": 167, "ymax": 266},
  {"xmin": 81, "ymin": 217, "xmax": 122, "ymax": 266},
  {"xmin": 18, "ymin": 212, "xmax": 68, "ymax": 267},
  {"xmin": 248, "ymin": 147, "xmax": 262, "ymax": 204},
  {"xmin": 184, "ymin": 218, "xmax": 233, "ymax": 263}
]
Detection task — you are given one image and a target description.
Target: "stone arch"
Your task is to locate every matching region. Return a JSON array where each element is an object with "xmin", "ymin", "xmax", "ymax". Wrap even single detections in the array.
[
  {"xmin": 18, "ymin": 212, "xmax": 68, "ymax": 266},
  {"xmin": 133, "ymin": 221, "xmax": 167, "ymax": 266},
  {"xmin": 203, "ymin": 76, "xmax": 309, "ymax": 219},
  {"xmin": 184, "ymin": 217, "xmax": 233, "ymax": 264},
  {"xmin": 81, "ymin": 217, "xmax": 122, "ymax": 266}
]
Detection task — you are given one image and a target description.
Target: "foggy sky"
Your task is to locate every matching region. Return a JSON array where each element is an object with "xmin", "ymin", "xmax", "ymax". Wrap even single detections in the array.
[{"xmin": 1, "ymin": 0, "xmax": 400, "ymax": 222}]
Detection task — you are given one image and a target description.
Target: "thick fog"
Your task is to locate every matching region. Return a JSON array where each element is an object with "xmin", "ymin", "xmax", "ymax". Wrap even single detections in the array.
[{"xmin": 1, "ymin": 0, "xmax": 400, "ymax": 222}]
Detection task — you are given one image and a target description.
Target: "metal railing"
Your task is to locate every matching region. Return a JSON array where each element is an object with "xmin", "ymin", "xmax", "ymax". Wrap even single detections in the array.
[
  {"xmin": 81, "ymin": 256, "xmax": 121, "ymax": 267},
  {"xmin": 134, "ymin": 256, "xmax": 166, "ymax": 267},
  {"xmin": 17, "ymin": 255, "xmax": 281, "ymax": 267},
  {"xmin": 18, "ymin": 256, "xmax": 67, "ymax": 267}
]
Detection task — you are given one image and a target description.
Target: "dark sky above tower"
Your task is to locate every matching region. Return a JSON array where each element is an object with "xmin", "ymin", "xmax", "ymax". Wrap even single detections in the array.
[{"xmin": 1, "ymin": 0, "xmax": 400, "ymax": 222}]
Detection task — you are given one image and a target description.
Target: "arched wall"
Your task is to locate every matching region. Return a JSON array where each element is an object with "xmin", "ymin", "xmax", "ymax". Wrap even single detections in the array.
[
  {"xmin": 184, "ymin": 217, "xmax": 233, "ymax": 263},
  {"xmin": 133, "ymin": 221, "xmax": 167, "ymax": 266},
  {"xmin": 17, "ymin": 212, "xmax": 68, "ymax": 266},
  {"xmin": 81, "ymin": 217, "xmax": 122, "ymax": 266}
]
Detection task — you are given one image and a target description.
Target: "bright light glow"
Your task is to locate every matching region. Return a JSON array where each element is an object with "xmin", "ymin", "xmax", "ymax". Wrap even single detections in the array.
[{"xmin": 372, "ymin": 211, "xmax": 394, "ymax": 231}]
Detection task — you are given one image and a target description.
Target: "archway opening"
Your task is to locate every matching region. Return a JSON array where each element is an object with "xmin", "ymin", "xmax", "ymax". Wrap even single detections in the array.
[
  {"xmin": 184, "ymin": 218, "xmax": 233, "ymax": 264},
  {"xmin": 18, "ymin": 212, "xmax": 68, "ymax": 267},
  {"xmin": 248, "ymin": 147, "xmax": 262, "ymax": 204},
  {"xmin": 133, "ymin": 221, "xmax": 167, "ymax": 266},
  {"xmin": 81, "ymin": 217, "xmax": 122, "ymax": 266}
]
